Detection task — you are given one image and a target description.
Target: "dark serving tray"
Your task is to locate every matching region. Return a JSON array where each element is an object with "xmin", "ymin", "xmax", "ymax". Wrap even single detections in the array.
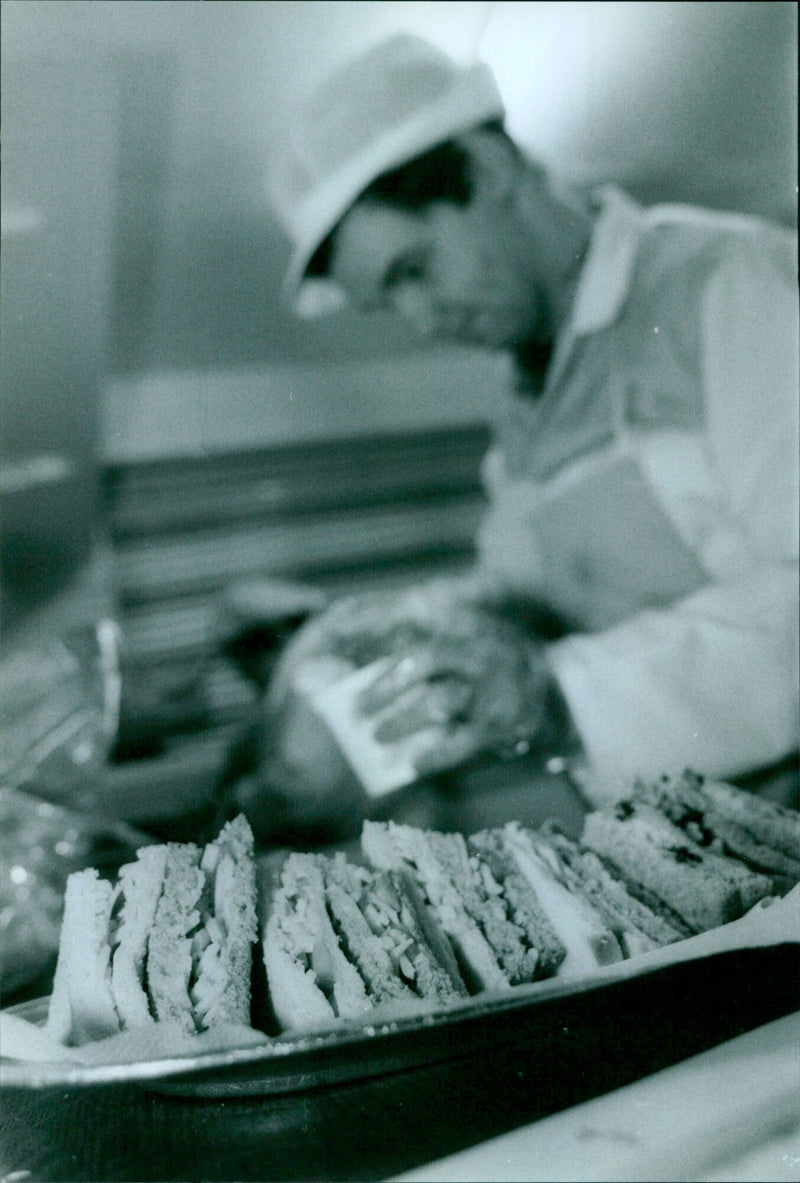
[
  {"xmin": 0, "ymin": 946, "xmax": 798, "ymax": 1183},
  {"xmin": 133, "ymin": 943, "xmax": 800, "ymax": 1098}
]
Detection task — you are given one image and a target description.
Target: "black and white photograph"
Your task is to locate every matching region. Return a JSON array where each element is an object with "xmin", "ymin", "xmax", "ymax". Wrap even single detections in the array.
[{"xmin": 1, "ymin": 2, "xmax": 798, "ymax": 1180}]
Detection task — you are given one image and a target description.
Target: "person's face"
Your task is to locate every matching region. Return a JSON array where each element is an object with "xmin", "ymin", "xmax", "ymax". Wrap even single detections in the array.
[{"xmin": 328, "ymin": 178, "xmax": 550, "ymax": 350}]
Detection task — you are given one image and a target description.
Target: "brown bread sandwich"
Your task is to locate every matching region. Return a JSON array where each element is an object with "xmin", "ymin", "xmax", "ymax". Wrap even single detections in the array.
[
  {"xmin": 362, "ymin": 819, "xmax": 560, "ymax": 991},
  {"xmin": 580, "ymin": 798, "xmax": 775, "ymax": 932},
  {"xmin": 537, "ymin": 822, "xmax": 691, "ymax": 956},
  {"xmin": 469, "ymin": 823, "xmax": 626, "ymax": 979},
  {"xmin": 630, "ymin": 771, "xmax": 800, "ymax": 889},
  {"xmin": 46, "ymin": 816, "xmax": 258, "ymax": 1046}
]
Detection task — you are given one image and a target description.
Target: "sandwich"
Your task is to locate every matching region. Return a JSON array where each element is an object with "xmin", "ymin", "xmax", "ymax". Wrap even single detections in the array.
[
  {"xmin": 323, "ymin": 854, "xmax": 468, "ymax": 1008},
  {"xmin": 41, "ymin": 770, "xmax": 799, "ymax": 1051},
  {"xmin": 694, "ymin": 777, "xmax": 800, "ymax": 863},
  {"xmin": 468, "ymin": 824, "xmax": 626, "ymax": 980},
  {"xmin": 46, "ymin": 815, "xmax": 258, "ymax": 1046},
  {"xmin": 261, "ymin": 851, "xmax": 372, "ymax": 1031},
  {"xmin": 580, "ymin": 799, "xmax": 776, "ymax": 932},
  {"xmin": 362, "ymin": 820, "xmax": 541, "ymax": 991},
  {"xmin": 630, "ymin": 771, "xmax": 800, "ymax": 888},
  {"xmin": 261, "ymin": 850, "xmax": 467, "ymax": 1033},
  {"xmin": 537, "ymin": 822, "xmax": 691, "ymax": 957},
  {"xmin": 363, "ymin": 820, "xmax": 582, "ymax": 990},
  {"xmin": 45, "ymin": 868, "xmax": 124, "ymax": 1046}
]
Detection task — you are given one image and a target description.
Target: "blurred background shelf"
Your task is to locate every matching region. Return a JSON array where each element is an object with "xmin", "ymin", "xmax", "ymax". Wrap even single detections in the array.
[{"xmin": 103, "ymin": 423, "xmax": 489, "ymax": 739}]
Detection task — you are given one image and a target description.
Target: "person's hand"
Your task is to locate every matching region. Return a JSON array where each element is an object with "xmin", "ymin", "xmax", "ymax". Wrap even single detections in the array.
[
  {"xmin": 355, "ymin": 606, "xmax": 574, "ymax": 776},
  {"xmin": 231, "ymin": 585, "xmax": 457, "ymax": 840},
  {"xmin": 229, "ymin": 582, "xmax": 578, "ymax": 840},
  {"xmin": 268, "ymin": 581, "xmax": 474, "ymax": 679}
]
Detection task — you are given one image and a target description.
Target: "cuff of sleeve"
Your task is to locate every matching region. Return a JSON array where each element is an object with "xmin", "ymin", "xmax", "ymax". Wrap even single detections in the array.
[
  {"xmin": 521, "ymin": 642, "xmax": 583, "ymax": 759},
  {"xmin": 543, "ymin": 636, "xmax": 652, "ymax": 804}
]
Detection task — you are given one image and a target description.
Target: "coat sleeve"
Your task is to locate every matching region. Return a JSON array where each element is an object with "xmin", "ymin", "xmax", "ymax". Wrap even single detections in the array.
[{"xmin": 546, "ymin": 227, "xmax": 799, "ymax": 791}]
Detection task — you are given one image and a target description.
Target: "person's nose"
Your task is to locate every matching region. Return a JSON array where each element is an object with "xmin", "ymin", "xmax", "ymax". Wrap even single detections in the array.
[{"xmin": 390, "ymin": 283, "xmax": 438, "ymax": 338}]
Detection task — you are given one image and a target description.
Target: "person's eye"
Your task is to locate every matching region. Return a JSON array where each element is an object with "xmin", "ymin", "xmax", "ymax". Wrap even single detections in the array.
[{"xmin": 383, "ymin": 250, "xmax": 428, "ymax": 290}]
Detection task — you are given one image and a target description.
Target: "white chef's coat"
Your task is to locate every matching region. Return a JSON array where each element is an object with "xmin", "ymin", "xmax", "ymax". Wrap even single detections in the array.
[{"xmin": 476, "ymin": 187, "xmax": 799, "ymax": 793}]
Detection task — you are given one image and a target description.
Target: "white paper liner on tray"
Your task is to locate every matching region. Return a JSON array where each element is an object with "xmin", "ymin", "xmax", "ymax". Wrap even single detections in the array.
[{"xmin": 1, "ymin": 885, "xmax": 797, "ymax": 1089}]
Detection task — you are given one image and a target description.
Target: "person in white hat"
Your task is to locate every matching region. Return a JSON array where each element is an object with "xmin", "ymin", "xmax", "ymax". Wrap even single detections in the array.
[{"xmin": 240, "ymin": 34, "xmax": 798, "ymax": 835}]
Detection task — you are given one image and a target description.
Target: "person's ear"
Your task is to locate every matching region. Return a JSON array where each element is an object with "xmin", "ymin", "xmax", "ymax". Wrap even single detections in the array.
[{"xmin": 455, "ymin": 127, "xmax": 524, "ymax": 205}]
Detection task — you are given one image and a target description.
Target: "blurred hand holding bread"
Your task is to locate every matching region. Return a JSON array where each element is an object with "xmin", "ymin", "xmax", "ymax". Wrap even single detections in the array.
[{"xmin": 234, "ymin": 581, "xmax": 578, "ymax": 839}]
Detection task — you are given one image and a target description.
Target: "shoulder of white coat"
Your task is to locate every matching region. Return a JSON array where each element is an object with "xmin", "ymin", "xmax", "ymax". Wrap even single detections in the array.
[{"xmin": 699, "ymin": 220, "xmax": 799, "ymax": 561}]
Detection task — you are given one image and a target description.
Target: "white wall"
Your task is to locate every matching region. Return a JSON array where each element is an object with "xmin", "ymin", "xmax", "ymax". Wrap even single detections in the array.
[
  {"xmin": 482, "ymin": 1, "xmax": 797, "ymax": 217},
  {"xmin": 5, "ymin": 2, "xmax": 795, "ymax": 216},
  {"xmin": 101, "ymin": 352, "xmax": 511, "ymax": 462}
]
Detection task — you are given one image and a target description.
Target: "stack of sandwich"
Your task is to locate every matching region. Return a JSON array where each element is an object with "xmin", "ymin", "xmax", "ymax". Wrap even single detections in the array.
[
  {"xmin": 45, "ymin": 815, "xmax": 258, "ymax": 1046},
  {"xmin": 45, "ymin": 772, "xmax": 799, "ymax": 1045},
  {"xmin": 264, "ymin": 771, "xmax": 799, "ymax": 1030}
]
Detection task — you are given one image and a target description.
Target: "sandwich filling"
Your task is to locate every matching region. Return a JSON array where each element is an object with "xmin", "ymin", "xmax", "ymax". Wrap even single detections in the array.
[
  {"xmin": 146, "ymin": 844, "xmax": 206, "ymax": 1032},
  {"xmin": 472, "ymin": 826, "xmax": 622, "ymax": 980},
  {"xmin": 264, "ymin": 852, "xmax": 371, "ymax": 1028},
  {"xmin": 188, "ymin": 815, "xmax": 258, "ymax": 1029},
  {"xmin": 323, "ymin": 855, "xmax": 467, "ymax": 1004}
]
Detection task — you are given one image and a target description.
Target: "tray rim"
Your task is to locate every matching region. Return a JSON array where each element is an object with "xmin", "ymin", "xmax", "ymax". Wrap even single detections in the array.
[
  {"xmin": 2, "ymin": 933, "xmax": 798, "ymax": 1093},
  {"xmin": 0, "ymin": 960, "xmax": 643, "ymax": 1090}
]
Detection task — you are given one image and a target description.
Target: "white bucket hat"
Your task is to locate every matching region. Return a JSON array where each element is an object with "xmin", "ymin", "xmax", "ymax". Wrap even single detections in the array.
[{"xmin": 267, "ymin": 33, "xmax": 505, "ymax": 318}]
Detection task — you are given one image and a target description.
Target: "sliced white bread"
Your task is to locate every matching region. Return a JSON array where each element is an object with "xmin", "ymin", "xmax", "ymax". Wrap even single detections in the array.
[{"xmin": 46, "ymin": 869, "xmax": 121, "ymax": 1046}]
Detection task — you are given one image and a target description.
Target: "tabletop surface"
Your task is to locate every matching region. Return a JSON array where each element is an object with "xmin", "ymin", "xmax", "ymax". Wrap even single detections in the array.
[{"xmin": 391, "ymin": 1012, "xmax": 800, "ymax": 1183}]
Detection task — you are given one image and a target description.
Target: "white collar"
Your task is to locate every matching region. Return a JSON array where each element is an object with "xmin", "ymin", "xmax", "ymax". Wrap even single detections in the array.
[{"xmin": 568, "ymin": 185, "xmax": 645, "ymax": 337}]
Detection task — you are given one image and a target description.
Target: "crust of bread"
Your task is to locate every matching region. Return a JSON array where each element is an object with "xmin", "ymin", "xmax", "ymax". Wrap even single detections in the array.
[{"xmin": 45, "ymin": 869, "xmax": 121, "ymax": 1046}]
